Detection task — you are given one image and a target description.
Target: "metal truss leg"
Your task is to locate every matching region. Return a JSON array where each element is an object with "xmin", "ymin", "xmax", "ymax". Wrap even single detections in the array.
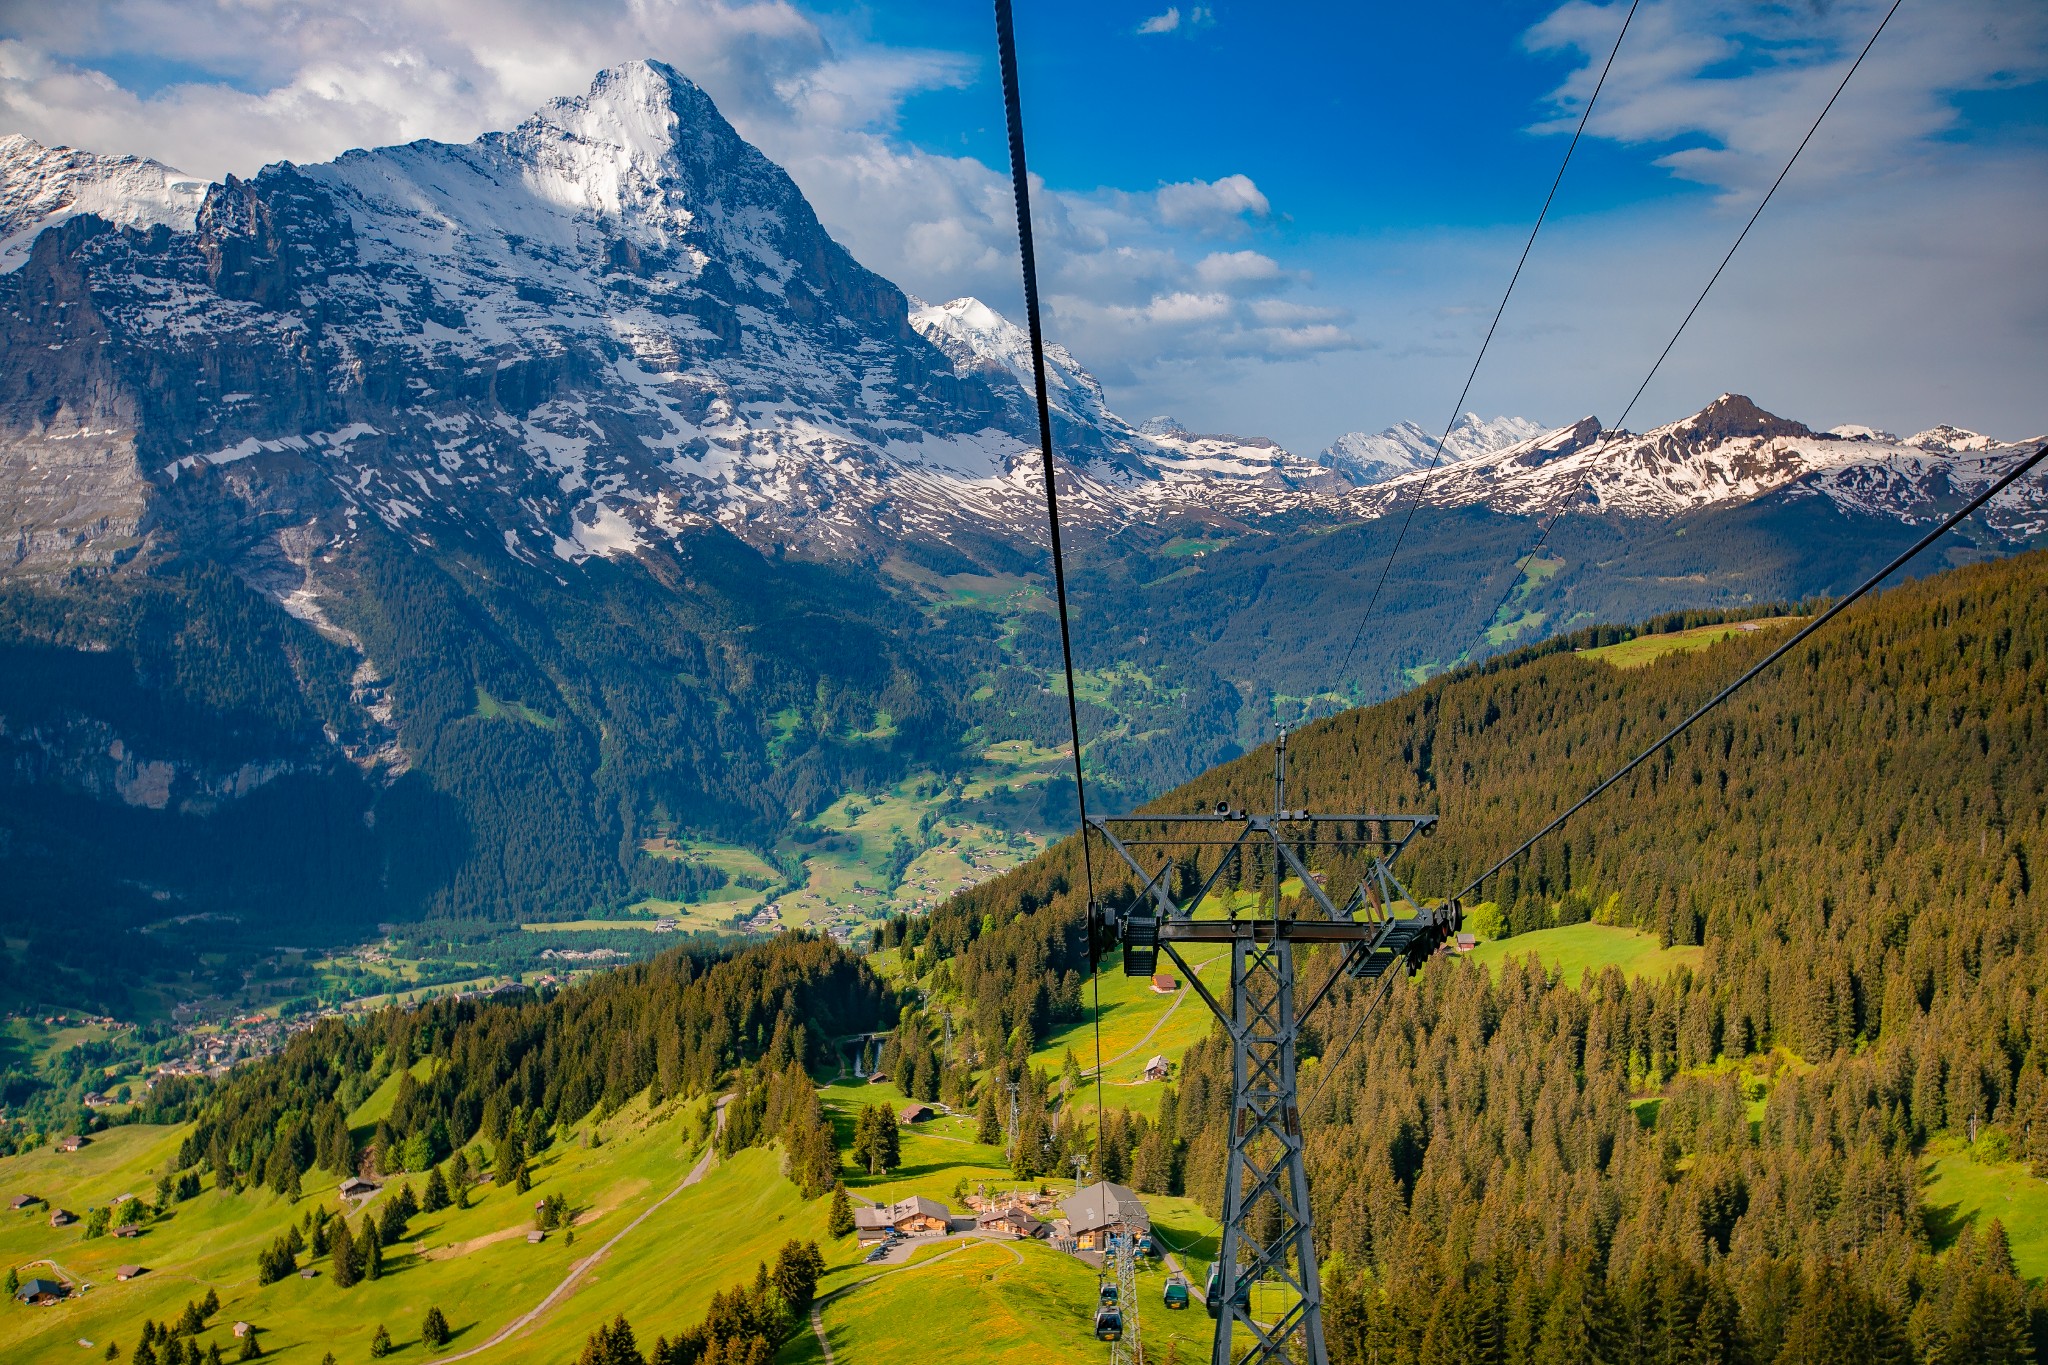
[{"xmin": 1213, "ymin": 937, "xmax": 1328, "ymax": 1365}]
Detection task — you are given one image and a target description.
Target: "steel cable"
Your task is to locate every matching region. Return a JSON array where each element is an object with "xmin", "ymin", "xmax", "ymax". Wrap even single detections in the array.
[{"xmin": 993, "ymin": 0, "xmax": 1108, "ymax": 1197}]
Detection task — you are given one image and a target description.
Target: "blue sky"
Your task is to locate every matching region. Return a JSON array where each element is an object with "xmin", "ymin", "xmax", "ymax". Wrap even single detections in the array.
[{"xmin": 4, "ymin": 0, "xmax": 2044, "ymax": 448}]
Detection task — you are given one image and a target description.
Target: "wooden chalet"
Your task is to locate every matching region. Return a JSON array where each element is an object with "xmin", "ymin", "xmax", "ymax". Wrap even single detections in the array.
[
  {"xmin": 15, "ymin": 1277, "xmax": 68, "ymax": 1306},
  {"xmin": 113, "ymin": 1223, "xmax": 142, "ymax": 1238},
  {"xmin": 1150, "ymin": 973, "xmax": 1179, "ymax": 994},
  {"xmin": 896, "ymin": 1103, "xmax": 936, "ymax": 1124},
  {"xmin": 10, "ymin": 1193, "xmax": 43, "ymax": 1210},
  {"xmin": 338, "ymin": 1176, "xmax": 379, "ymax": 1199},
  {"xmin": 116, "ymin": 1265, "xmax": 147, "ymax": 1281},
  {"xmin": 48, "ymin": 1207, "xmax": 76, "ymax": 1227},
  {"xmin": 975, "ymin": 1205, "xmax": 1049, "ymax": 1240},
  {"xmin": 1059, "ymin": 1182, "xmax": 1150, "ymax": 1253},
  {"xmin": 1143, "ymin": 1055, "xmax": 1172, "ymax": 1082},
  {"xmin": 56, "ymin": 1135, "xmax": 89, "ymax": 1153},
  {"xmin": 852, "ymin": 1195, "xmax": 951, "ymax": 1241}
]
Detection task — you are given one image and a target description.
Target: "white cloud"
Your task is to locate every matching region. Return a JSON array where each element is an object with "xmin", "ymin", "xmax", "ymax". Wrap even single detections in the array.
[
  {"xmin": 1195, "ymin": 250, "xmax": 1286, "ymax": 288},
  {"xmin": 1527, "ymin": 0, "xmax": 2048, "ymax": 200},
  {"xmin": 1154, "ymin": 173, "xmax": 1270, "ymax": 234},
  {"xmin": 1137, "ymin": 8, "xmax": 1181, "ymax": 36}
]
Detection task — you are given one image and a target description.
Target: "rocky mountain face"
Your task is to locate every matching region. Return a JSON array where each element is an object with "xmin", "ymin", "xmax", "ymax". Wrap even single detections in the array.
[{"xmin": 0, "ymin": 59, "xmax": 2041, "ymax": 941}]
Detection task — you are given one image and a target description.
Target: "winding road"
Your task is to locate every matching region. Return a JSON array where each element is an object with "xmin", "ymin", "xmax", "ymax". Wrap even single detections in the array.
[{"xmin": 439, "ymin": 1096, "xmax": 730, "ymax": 1362}]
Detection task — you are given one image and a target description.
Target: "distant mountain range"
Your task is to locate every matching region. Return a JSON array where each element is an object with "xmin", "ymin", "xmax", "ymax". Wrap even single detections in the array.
[{"xmin": 1, "ymin": 59, "xmax": 2041, "ymax": 944}]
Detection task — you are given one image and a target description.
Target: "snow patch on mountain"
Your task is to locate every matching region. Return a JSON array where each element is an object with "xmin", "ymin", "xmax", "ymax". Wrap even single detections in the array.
[
  {"xmin": 1320, "ymin": 414, "xmax": 1543, "ymax": 485},
  {"xmin": 0, "ymin": 134, "xmax": 208, "ymax": 272},
  {"xmin": 1350, "ymin": 395, "xmax": 2047, "ymax": 530}
]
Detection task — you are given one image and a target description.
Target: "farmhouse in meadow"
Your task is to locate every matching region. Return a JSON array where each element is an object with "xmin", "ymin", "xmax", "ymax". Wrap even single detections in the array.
[{"xmin": 15, "ymin": 1277, "xmax": 69, "ymax": 1306}]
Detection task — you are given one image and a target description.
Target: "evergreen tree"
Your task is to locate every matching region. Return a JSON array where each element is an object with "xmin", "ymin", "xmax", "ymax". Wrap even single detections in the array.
[
  {"xmin": 368, "ymin": 1325, "xmax": 390, "ymax": 1359},
  {"xmin": 826, "ymin": 1183, "xmax": 855, "ymax": 1239},
  {"xmin": 975, "ymin": 1084, "xmax": 1002, "ymax": 1146},
  {"xmin": 423, "ymin": 1165, "xmax": 451, "ymax": 1213},
  {"xmin": 421, "ymin": 1306, "xmax": 451, "ymax": 1349},
  {"xmin": 329, "ymin": 1217, "xmax": 358, "ymax": 1289}
]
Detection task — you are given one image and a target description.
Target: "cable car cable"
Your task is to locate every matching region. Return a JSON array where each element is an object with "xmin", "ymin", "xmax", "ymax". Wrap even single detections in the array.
[
  {"xmin": 1467, "ymin": 0, "xmax": 1906, "ymax": 653},
  {"xmin": 993, "ymin": 0, "xmax": 1108, "ymax": 1206},
  {"xmin": 1310, "ymin": 439, "xmax": 2044, "ymax": 1107},
  {"xmin": 1330, "ymin": 0, "xmax": 1640, "ymax": 697},
  {"xmin": 1455, "ymin": 438, "xmax": 2046, "ymax": 904}
]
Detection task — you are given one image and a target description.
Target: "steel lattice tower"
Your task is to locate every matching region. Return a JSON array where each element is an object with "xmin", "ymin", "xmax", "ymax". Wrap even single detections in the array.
[
  {"xmin": 1090, "ymin": 730, "xmax": 1456, "ymax": 1365},
  {"xmin": 1110, "ymin": 1220, "xmax": 1144, "ymax": 1365}
]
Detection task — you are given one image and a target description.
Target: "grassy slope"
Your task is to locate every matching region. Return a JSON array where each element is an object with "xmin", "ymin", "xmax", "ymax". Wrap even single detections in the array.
[
  {"xmin": 1921, "ymin": 1140, "xmax": 2048, "ymax": 1280},
  {"xmin": 1578, "ymin": 616, "xmax": 1804, "ymax": 669},
  {"xmin": 1464, "ymin": 921, "xmax": 1704, "ymax": 983},
  {"xmin": 1028, "ymin": 948, "xmax": 1228, "ymax": 1121},
  {"xmin": 0, "ymin": 1092, "xmax": 866, "ymax": 1365}
]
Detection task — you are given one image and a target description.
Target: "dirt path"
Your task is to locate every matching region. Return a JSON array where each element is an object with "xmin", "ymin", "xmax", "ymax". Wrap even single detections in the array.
[
  {"xmin": 1088, "ymin": 951, "xmax": 1223, "ymax": 1078},
  {"xmin": 438, "ymin": 1096, "xmax": 730, "ymax": 1362},
  {"xmin": 808, "ymin": 1303, "xmax": 835, "ymax": 1364}
]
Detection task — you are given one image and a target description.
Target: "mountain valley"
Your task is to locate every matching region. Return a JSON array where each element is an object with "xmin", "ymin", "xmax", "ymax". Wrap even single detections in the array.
[{"xmin": 0, "ymin": 58, "xmax": 2042, "ymax": 1008}]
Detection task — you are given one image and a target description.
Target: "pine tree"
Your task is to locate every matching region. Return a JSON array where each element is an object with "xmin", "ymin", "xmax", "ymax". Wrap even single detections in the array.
[
  {"xmin": 975, "ymin": 1085, "xmax": 1002, "ymax": 1145},
  {"xmin": 423, "ymin": 1166, "xmax": 450, "ymax": 1213},
  {"xmin": 236, "ymin": 1327, "xmax": 260, "ymax": 1361},
  {"xmin": 363, "ymin": 1220, "xmax": 384, "ymax": 1280},
  {"xmin": 329, "ymin": 1217, "xmax": 358, "ymax": 1289},
  {"xmin": 826, "ymin": 1183, "xmax": 855, "ymax": 1239},
  {"xmin": 421, "ymin": 1306, "xmax": 451, "ymax": 1349},
  {"xmin": 368, "ymin": 1325, "xmax": 390, "ymax": 1359}
]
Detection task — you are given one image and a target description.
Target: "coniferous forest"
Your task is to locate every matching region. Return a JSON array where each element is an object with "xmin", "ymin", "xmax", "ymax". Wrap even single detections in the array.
[
  {"xmin": 60, "ymin": 548, "xmax": 2048, "ymax": 1364},
  {"xmin": 900, "ymin": 548, "xmax": 2048, "ymax": 1361}
]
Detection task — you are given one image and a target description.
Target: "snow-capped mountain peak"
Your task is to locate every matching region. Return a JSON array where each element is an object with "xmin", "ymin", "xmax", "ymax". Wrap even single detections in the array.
[
  {"xmin": 1906, "ymin": 425, "xmax": 2000, "ymax": 453},
  {"xmin": 1351, "ymin": 397, "xmax": 2043, "ymax": 533},
  {"xmin": 908, "ymin": 295, "xmax": 1123, "ymax": 442},
  {"xmin": 1319, "ymin": 412, "xmax": 1543, "ymax": 484},
  {"xmin": 0, "ymin": 134, "xmax": 209, "ymax": 273}
]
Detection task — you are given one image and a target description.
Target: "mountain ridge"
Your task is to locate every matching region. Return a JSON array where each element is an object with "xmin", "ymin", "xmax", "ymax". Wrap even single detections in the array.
[{"xmin": 1, "ymin": 58, "xmax": 2043, "ymax": 941}]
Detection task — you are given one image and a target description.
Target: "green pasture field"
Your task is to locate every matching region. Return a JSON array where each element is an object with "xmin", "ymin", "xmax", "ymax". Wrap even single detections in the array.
[
  {"xmin": 1921, "ymin": 1138, "xmax": 2048, "ymax": 1280},
  {"xmin": 1463, "ymin": 921, "xmax": 1704, "ymax": 984},
  {"xmin": 1579, "ymin": 616, "xmax": 1805, "ymax": 669},
  {"xmin": 0, "ymin": 1089, "xmax": 864, "ymax": 1365},
  {"xmin": 1028, "ymin": 949, "xmax": 1227, "ymax": 1121}
]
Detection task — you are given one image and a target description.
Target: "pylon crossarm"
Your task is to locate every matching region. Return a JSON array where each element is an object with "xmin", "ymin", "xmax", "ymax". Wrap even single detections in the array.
[
  {"xmin": 1088, "ymin": 818, "xmax": 1257, "ymax": 925},
  {"xmin": 1269, "ymin": 837, "xmax": 1347, "ymax": 920}
]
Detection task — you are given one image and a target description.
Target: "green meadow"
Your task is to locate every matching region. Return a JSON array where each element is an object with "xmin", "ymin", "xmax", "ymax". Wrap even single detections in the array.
[{"xmin": 1463, "ymin": 921, "xmax": 1704, "ymax": 983}]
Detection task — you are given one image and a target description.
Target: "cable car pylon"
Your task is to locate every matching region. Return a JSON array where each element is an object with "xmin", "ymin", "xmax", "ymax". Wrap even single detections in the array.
[{"xmin": 1088, "ymin": 729, "xmax": 1457, "ymax": 1365}]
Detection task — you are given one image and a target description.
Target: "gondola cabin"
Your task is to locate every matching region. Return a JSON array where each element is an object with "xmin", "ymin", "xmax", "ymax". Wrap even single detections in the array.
[
  {"xmin": 1163, "ymin": 1275, "xmax": 1190, "ymax": 1310},
  {"xmin": 1093, "ymin": 1306, "xmax": 1123, "ymax": 1341}
]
